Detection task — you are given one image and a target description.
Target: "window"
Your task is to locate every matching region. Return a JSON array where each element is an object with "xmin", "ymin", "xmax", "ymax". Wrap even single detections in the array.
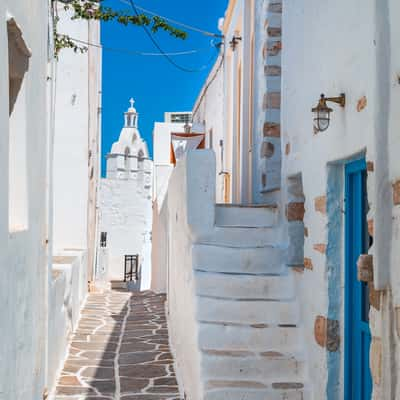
[
  {"xmin": 138, "ymin": 149, "xmax": 144, "ymax": 170},
  {"xmin": 100, "ymin": 232, "xmax": 107, "ymax": 247},
  {"xmin": 8, "ymin": 18, "xmax": 31, "ymax": 232},
  {"xmin": 171, "ymin": 113, "xmax": 191, "ymax": 124},
  {"xmin": 124, "ymin": 147, "xmax": 130, "ymax": 176}
]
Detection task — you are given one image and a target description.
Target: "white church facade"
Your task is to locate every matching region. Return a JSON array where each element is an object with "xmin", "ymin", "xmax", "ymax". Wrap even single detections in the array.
[{"xmin": 97, "ymin": 99, "xmax": 153, "ymax": 290}]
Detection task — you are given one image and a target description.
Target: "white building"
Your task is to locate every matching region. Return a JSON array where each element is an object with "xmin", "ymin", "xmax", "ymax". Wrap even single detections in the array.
[
  {"xmin": 156, "ymin": 0, "xmax": 400, "ymax": 399},
  {"xmin": 164, "ymin": 111, "xmax": 192, "ymax": 124},
  {"xmin": 97, "ymin": 99, "xmax": 153, "ymax": 290},
  {"xmin": 0, "ymin": 1, "xmax": 101, "ymax": 398},
  {"xmin": 192, "ymin": 54, "xmax": 225, "ymax": 203},
  {"xmin": 151, "ymin": 119, "xmax": 206, "ymax": 293},
  {"xmin": 49, "ymin": 3, "xmax": 102, "ymax": 390},
  {"xmin": 1, "ymin": 2, "xmax": 51, "ymax": 398}
]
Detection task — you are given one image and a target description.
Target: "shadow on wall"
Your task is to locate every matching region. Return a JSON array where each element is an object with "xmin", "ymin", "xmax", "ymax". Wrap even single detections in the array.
[{"xmin": 53, "ymin": 291, "xmax": 182, "ymax": 398}]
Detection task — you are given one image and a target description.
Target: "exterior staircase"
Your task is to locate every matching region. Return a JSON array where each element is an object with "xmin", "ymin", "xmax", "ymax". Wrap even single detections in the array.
[{"xmin": 192, "ymin": 204, "xmax": 310, "ymax": 400}]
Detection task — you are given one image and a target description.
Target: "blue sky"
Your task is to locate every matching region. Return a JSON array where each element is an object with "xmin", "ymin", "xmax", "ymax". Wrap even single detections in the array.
[{"xmin": 101, "ymin": 0, "xmax": 228, "ymax": 174}]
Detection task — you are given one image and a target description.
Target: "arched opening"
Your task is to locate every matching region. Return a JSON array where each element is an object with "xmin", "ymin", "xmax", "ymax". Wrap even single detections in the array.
[
  {"xmin": 124, "ymin": 147, "xmax": 130, "ymax": 178},
  {"xmin": 138, "ymin": 149, "xmax": 144, "ymax": 170}
]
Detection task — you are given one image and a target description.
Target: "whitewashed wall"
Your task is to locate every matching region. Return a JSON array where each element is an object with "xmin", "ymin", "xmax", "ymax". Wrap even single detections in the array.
[
  {"xmin": 162, "ymin": 151, "xmax": 216, "ymax": 399},
  {"xmin": 0, "ymin": 1, "xmax": 50, "ymax": 398},
  {"xmin": 151, "ymin": 122, "xmax": 185, "ymax": 293},
  {"xmin": 192, "ymin": 55, "xmax": 225, "ymax": 203},
  {"xmin": 282, "ymin": 0, "xmax": 400, "ymax": 398},
  {"xmin": 48, "ymin": 250, "xmax": 87, "ymax": 392},
  {"xmin": 53, "ymin": 7, "xmax": 102, "ymax": 283}
]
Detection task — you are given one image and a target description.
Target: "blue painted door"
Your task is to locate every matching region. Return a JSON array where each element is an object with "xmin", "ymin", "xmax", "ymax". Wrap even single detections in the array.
[{"xmin": 344, "ymin": 159, "xmax": 372, "ymax": 400}]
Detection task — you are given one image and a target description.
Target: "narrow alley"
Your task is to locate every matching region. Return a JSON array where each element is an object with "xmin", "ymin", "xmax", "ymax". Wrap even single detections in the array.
[{"xmin": 54, "ymin": 291, "xmax": 181, "ymax": 400}]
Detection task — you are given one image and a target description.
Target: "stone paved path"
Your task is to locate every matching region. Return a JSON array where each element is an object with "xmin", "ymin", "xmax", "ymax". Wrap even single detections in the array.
[{"xmin": 54, "ymin": 290, "xmax": 181, "ymax": 400}]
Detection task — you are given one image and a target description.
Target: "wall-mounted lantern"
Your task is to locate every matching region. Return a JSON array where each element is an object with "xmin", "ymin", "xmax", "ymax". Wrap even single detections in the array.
[{"xmin": 311, "ymin": 93, "xmax": 346, "ymax": 132}]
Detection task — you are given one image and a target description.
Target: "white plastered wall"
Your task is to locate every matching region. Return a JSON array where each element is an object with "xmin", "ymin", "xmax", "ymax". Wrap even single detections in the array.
[
  {"xmin": 192, "ymin": 55, "xmax": 225, "ymax": 203},
  {"xmin": 0, "ymin": 1, "xmax": 49, "ymax": 398},
  {"xmin": 53, "ymin": 7, "xmax": 101, "ymax": 263},
  {"xmin": 281, "ymin": 0, "xmax": 400, "ymax": 398}
]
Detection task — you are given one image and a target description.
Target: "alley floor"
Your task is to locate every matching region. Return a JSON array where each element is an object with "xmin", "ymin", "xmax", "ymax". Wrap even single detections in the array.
[{"xmin": 54, "ymin": 290, "xmax": 181, "ymax": 400}]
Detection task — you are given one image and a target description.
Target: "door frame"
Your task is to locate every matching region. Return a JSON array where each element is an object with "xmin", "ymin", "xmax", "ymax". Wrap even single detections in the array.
[{"xmin": 344, "ymin": 157, "xmax": 372, "ymax": 400}]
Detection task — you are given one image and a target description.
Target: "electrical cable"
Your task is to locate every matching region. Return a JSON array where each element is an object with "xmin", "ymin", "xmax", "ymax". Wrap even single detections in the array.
[
  {"xmin": 127, "ymin": 0, "xmax": 219, "ymax": 73},
  {"xmin": 64, "ymin": 36, "xmax": 214, "ymax": 56},
  {"xmin": 117, "ymin": 0, "xmax": 224, "ymax": 38}
]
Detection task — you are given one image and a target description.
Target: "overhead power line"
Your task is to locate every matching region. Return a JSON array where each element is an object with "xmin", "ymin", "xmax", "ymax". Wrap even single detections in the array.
[
  {"xmin": 64, "ymin": 36, "xmax": 214, "ymax": 57},
  {"xmin": 118, "ymin": 0, "xmax": 224, "ymax": 39},
  {"xmin": 127, "ymin": 0, "xmax": 219, "ymax": 73}
]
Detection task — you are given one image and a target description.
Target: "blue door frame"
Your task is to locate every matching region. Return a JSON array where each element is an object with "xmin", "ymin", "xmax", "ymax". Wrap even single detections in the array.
[{"xmin": 344, "ymin": 158, "xmax": 372, "ymax": 400}]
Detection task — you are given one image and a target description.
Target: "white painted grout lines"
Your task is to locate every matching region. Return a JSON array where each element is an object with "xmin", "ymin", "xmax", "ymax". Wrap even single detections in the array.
[{"xmin": 113, "ymin": 293, "xmax": 131, "ymax": 400}]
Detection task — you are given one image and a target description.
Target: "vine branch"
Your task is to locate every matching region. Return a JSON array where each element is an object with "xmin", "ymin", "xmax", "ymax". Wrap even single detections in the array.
[{"xmin": 52, "ymin": 0, "xmax": 187, "ymax": 57}]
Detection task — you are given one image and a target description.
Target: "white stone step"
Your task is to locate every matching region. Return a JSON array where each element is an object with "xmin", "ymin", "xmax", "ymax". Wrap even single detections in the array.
[
  {"xmin": 201, "ymin": 352, "xmax": 305, "ymax": 382},
  {"xmin": 215, "ymin": 204, "xmax": 278, "ymax": 228},
  {"xmin": 198, "ymin": 323, "xmax": 300, "ymax": 353},
  {"xmin": 197, "ymin": 297, "xmax": 298, "ymax": 325},
  {"xmin": 193, "ymin": 244, "xmax": 285, "ymax": 275},
  {"xmin": 204, "ymin": 386, "xmax": 309, "ymax": 400},
  {"xmin": 110, "ymin": 280, "xmax": 127, "ymax": 289},
  {"xmin": 204, "ymin": 226, "xmax": 279, "ymax": 247},
  {"xmin": 195, "ymin": 271, "xmax": 294, "ymax": 300}
]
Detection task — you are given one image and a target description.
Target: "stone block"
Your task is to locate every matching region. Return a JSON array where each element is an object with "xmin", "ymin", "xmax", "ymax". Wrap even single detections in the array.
[
  {"xmin": 260, "ymin": 141, "xmax": 275, "ymax": 158},
  {"xmin": 370, "ymin": 337, "xmax": 382, "ymax": 385},
  {"xmin": 369, "ymin": 282, "xmax": 380, "ymax": 311},
  {"xmin": 268, "ymin": 27, "xmax": 281, "ymax": 37},
  {"xmin": 268, "ymin": 2, "xmax": 282, "ymax": 13},
  {"xmin": 314, "ymin": 196, "xmax": 327, "ymax": 214},
  {"xmin": 263, "ymin": 92, "xmax": 281, "ymax": 110},
  {"xmin": 314, "ymin": 316, "xmax": 326, "ymax": 347},
  {"xmin": 267, "ymin": 40, "xmax": 282, "ymax": 56},
  {"xmin": 357, "ymin": 254, "xmax": 373, "ymax": 282},
  {"xmin": 286, "ymin": 202, "xmax": 305, "ymax": 221},
  {"xmin": 265, "ymin": 65, "xmax": 281, "ymax": 76},
  {"xmin": 327, "ymin": 319, "xmax": 340, "ymax": 352},
  {"xmin": 263, "ymin": 122, "xmax": 280, "ymax": 137},
  {"xmin": 313, "ymin": 244, "xmax": 326, "ymax": 254},
  {"xmin": 393, "ymin": 180, "xmax": 400, "ymax": 205},
  {"xmin": 356, "ymin": 96, "xmax": 367, "ymax": 112},
  {"xmin": 304, "ymin": 257, "xmax": 313, "ymax": 270},
  {"xmin": 314, "ymin": 316, "xmax": 340, "ymax": 352}
]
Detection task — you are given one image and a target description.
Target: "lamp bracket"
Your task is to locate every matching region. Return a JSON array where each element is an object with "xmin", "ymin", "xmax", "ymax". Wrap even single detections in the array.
[{"xmin": 324, "ymin": 93, "xmax": 346, "ymax": 108}]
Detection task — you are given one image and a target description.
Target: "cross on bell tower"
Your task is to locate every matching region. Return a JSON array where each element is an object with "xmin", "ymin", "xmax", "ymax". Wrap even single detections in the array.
[{"xmin": 124, "ymin": 98, "xmax": 138, "ymax": 128}]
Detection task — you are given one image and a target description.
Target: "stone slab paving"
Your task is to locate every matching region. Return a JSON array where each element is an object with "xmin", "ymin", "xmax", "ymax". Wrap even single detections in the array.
[{"xmin": 54, "ymin": 290, "xmax": 182, "ymax": 400}]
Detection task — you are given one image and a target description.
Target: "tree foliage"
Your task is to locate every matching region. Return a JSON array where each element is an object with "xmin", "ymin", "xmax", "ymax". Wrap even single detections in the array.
[{"xmin": 52, "ymin": 0, "xmax": 187, "ymax": 56}]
